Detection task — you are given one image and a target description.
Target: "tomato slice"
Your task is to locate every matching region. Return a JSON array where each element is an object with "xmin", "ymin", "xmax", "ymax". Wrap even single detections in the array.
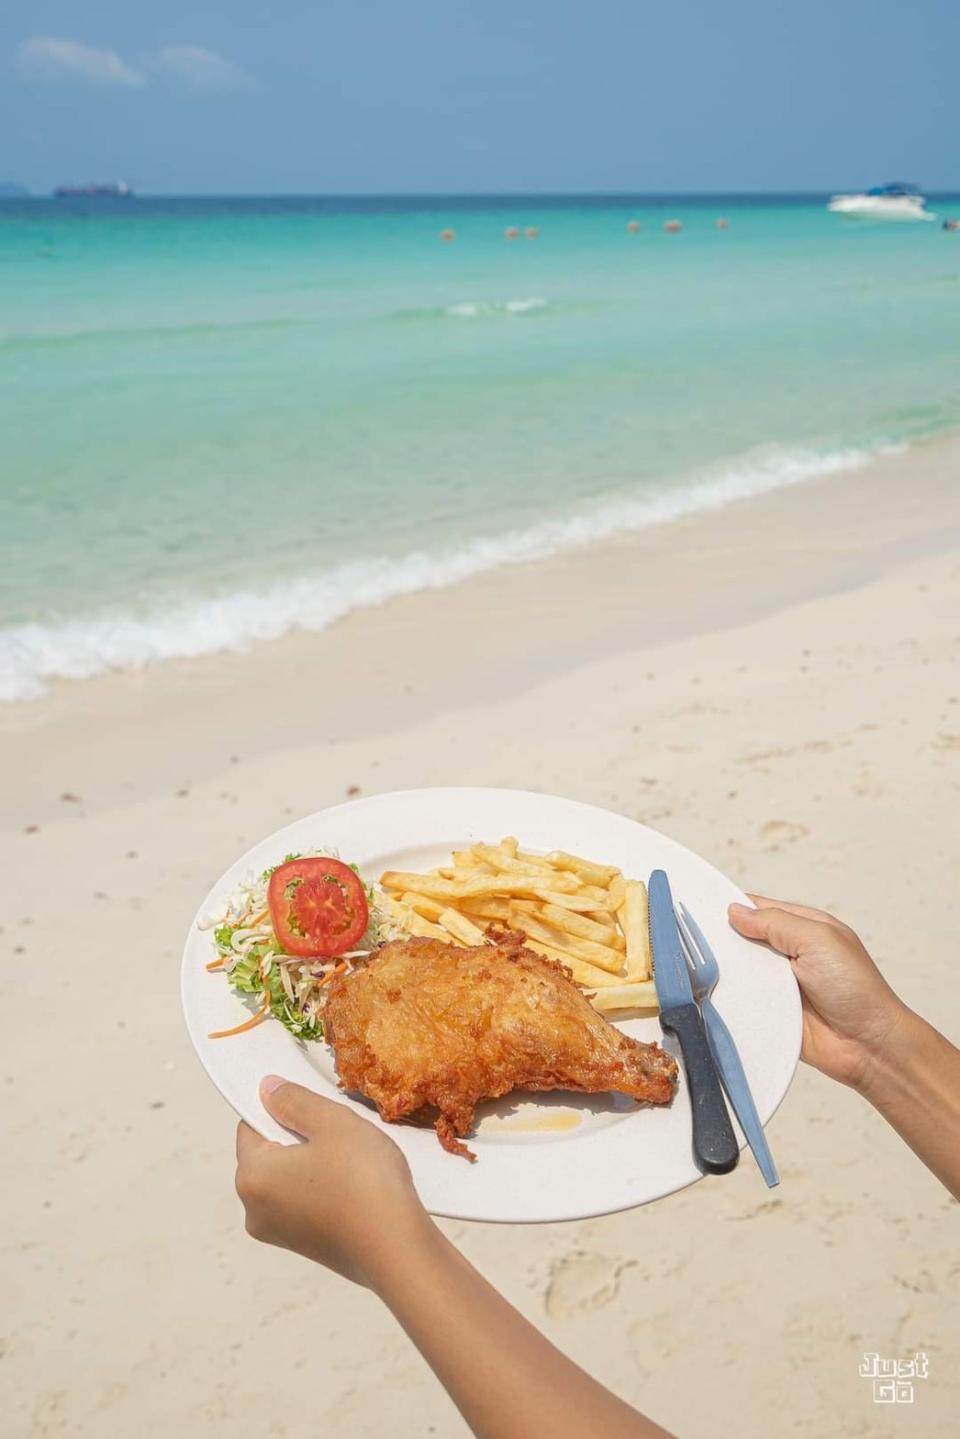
[{"xmin": 267, "ymin": 857, "xmax": 369, "ymax": 958}]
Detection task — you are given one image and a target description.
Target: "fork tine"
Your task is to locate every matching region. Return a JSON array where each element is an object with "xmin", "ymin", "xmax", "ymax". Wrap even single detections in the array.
[
  {"xmin": 674, "ymin": 905, "xmax": 703, "ymax": 974},
  {"xmin": 679, "ymin": 901, "xmax": 719, "ymax": 974}
]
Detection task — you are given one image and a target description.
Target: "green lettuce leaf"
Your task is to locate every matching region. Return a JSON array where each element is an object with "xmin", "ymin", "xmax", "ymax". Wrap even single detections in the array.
[{"xmin": 225, "ymin": 947, "xmax": 324, "ymax": 1042}]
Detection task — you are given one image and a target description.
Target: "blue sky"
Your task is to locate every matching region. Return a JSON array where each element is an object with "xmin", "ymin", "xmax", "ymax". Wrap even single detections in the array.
[{"xmin": 2, "ymin": 0, "xmax": 957, "ymax": 195}]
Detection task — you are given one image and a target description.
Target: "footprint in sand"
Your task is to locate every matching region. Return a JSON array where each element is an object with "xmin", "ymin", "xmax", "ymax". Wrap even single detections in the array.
[
  {"xmin": 742, "ymin": 738, "xmax": 847, "ymax": 771},
  {"xmin": 759, "ymin": 820, "xmax": 809, "ymax": 851},
  {"xmin": 725, "ymin": 1198, "xmax": 784, "ymax": 1222},
  {"xmin": 544, "ymin": 1251, "xmax": 626, "ymax": 1319},
  {"xmin": 740, "ymin": 745, "xmax": 791, "ymax": 770},
  {"xmin": 850, "ymin": 769, "xmax": 885, "ymax": 798}
]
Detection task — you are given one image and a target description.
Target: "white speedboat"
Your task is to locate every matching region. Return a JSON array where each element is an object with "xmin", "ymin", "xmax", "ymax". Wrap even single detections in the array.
[{"xmin": 828, "ymin": 183, "xmax": 935, "ymax": 221}]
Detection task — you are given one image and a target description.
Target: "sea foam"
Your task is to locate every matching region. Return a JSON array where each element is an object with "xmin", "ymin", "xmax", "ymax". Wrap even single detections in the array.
[
  {"xmin": 444, "ymin": 296, "xmax": 548, "ymax": 318},
  {"xmin": 0, "ymin": 443, "xmax": 894, "ymax": 702}
]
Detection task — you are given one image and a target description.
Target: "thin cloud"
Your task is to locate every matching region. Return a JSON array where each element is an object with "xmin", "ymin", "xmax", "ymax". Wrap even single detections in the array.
[
  {"xmin": 146, "ymin": 45, "xmax": 256, "ymax": 94},
  {"xmin": 16, "ymin": 35, "xmax": 144, "ymax": 89},
  {"xmin": 15, "ymin": 36, "xmax": 256, "ymax": 95}
]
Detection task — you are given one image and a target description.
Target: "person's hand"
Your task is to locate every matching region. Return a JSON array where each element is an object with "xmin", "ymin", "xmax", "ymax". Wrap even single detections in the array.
[
  {"xmin": 235, "ymin": 1077, "xmax": 430, "ymax": 1288},
  {"xmin": 728, "ymin": 896, "xmax": 909, "ymax": 1092}
]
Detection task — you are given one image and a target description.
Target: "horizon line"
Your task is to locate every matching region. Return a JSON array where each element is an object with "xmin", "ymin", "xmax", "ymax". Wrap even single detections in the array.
[{"xmin": 7, "ymin": 185, "xmax": 960, "ymax": 201}]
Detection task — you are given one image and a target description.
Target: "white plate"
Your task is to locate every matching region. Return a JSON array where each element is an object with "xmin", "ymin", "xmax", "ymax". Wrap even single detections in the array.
[{"xmin": 181, "ymin": 787, "xmax": 801, "ymax": 1223}]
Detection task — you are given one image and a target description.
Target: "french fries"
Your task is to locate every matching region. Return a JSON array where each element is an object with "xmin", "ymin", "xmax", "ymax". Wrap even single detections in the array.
[
  {"xmin": 523, "ymin": 942, "xmax": 626, "ymax": 988},
  {"xmin": 528, "ymin": 886, "xmax": 618, "ymax": 913},
  {"xmin": 589, "ymin": 981, "xmax": 658, "ymax": 1012},
  {"xmin": 380, "ymin": 838, "xmax": 658, "ymax": 1013},
  {"xmin": 382, "ymin": 895, "xmax": 450, "ymax": 943},
  {"xmin": 545, "ymin": 850, "xmax": 621, "ymax": 886},
  {"xmin": 494, "ymin": 908, "xmax": 624, "ymax": 973},
  {"xmin": 379, "ymin": 869, "xmax": 580, "ymax": 900},
  {"xmin": 515, "ymin": 899, "xmax": 625, "ymax": 950},
  {"xmin": 618, "ymin": 880, "xmax": 653, "ymax": 982},
  {"xmin": 400, "ymin": 892, "xmax": 446, "ymax": 921},
  {"xmin": 438, "ymin": 907, "xmax": 486, "ymax": 946}
]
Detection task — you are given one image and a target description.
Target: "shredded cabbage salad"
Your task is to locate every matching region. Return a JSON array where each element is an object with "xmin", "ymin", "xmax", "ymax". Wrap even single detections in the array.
[{"xmin": 200, "ymin": 850, "xmax": 395, "ymax": 1041}]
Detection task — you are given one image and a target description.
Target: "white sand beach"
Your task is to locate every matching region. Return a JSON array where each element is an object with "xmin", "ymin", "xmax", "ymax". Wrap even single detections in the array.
[{"xmin": 3, "ymin": 436, "xmax": 959, "ymax": 1436}]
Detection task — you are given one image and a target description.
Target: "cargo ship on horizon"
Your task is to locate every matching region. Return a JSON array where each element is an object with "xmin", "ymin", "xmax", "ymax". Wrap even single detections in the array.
[{"xmin": 53, "ymin": 181, "xmax": 134, "ymax": 199}]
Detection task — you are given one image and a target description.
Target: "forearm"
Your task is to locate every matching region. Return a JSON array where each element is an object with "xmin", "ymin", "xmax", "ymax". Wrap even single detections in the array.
[
  {"xmin": 368, "ymin": 1216, "xmax": 672, "ymax": 1439},
  {"xmin": 860, "ymin": 1007, "xmax": 960, "ymax": 1199}
]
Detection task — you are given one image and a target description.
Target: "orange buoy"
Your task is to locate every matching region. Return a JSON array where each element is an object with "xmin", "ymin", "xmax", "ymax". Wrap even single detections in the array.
[
  {"xmin": 664, "ymin": 219, "xmax": 682, "ymax": 233},
  {"xmin": 524, "ymin": 226, "xmax": 539, "ymax": 239},
  {"xmin": 626, "ymin": 219, "xmax": 640, "ymax": 233},
  {"xmin": 504, "ymin": 226, "xmax": 520, "ymax": 240},
  {"xmin": 715, "ymin": 217, "xmax": 729, "ymax": 230},
  {"xmin": 439, "ymin": 228, "xmax": 456, "ymax": 242}
]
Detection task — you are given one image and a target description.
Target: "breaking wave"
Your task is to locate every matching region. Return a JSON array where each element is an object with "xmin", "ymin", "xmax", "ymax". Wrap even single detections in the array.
[{"xmin": 0, "ymin": 442, "xmax": 896, "ymax": 702}]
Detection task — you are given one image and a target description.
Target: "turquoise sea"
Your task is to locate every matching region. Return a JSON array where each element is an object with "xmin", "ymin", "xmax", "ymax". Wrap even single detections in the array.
[{"xmin": 3, "ymin": 193, "xmax": 959, "ymax": 701}]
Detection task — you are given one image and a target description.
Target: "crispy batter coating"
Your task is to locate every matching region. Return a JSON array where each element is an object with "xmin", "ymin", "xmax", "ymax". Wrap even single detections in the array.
[{"xmin": 323, "ymin": 932, "xmax": 677, "ymax": 1160}]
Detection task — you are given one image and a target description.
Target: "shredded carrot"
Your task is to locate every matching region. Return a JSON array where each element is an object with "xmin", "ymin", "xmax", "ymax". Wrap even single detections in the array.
[
  {"xmin": 318, "ymin": 961, "xmax": 348, "ymax": 988},
  {"xmin": 248, "ymin": 908, "xmax": 269, "ymax": 928},
  {"xmin": 206, "ymin": 957, "xmax": 226, "ymax": 971},
  {"xmin": 208, "ymin": 992, "xmax": 270, "ymax": 1039}
]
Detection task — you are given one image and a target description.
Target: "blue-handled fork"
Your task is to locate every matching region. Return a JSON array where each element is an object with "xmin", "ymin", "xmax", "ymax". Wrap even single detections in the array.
[{"xmin": 675, "ymin": 901, "xmax": 780, "ymax": 1188}]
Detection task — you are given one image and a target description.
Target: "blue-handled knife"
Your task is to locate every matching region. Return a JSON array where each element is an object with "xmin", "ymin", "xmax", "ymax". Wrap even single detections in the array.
[{"xmin": 649, "ymin": 869, "xmax": 739, "ymax": 1174}]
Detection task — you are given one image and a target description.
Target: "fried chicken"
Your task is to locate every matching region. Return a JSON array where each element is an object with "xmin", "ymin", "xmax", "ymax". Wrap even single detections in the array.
[{"xmin": 322, "ymin": 932, "xmax": 677, "ymax": 1160}]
